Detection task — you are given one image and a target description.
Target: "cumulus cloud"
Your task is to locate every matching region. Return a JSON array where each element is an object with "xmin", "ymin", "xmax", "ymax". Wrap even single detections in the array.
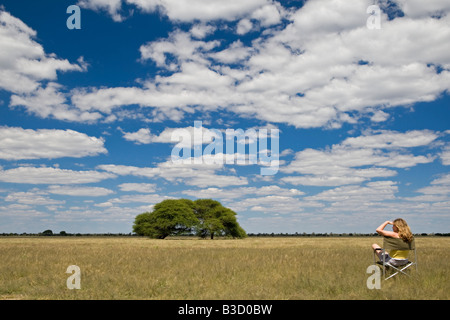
[
  {"xmin": 10, "ymin": 83, "xmax": 101, "ymax": 122},
  {"xmin": 341, "ymin": 130, "xmax": 439, "ymax": 149},
  {"xmin": 120, "ymin": 125, "xmax": 222, "ymax": 147},
  {"xmin": 190, "ymin": 23, "xmax": 217, "ymax": 39},
  {"xmin": 236, "ymin": 19, "xmax": 253, "ymax": 35},
  {"xmin": 69, "ymin": 0, "xmax": 450, "ymax": 128},
  {"xmin": 308, "ymin": 180, "xmax": 398, "ymax": 201},
  {"xmin": 440, "ymin": 146, "xmax": 450, "ymax": 165},
  {"xmin": 232, "ymin": 195, "xmax": 307, "ymax": 214},
  {"xmin": 121, "ymin": 128, "xmax": 153, "ymax": 144},
  {"xmin": 5, "ymin": 191, "xmax": 65, "ymax": 206},
  {"xmin": 4, "ymin": 2, "xmax": 449, "ymax": 128},
  {"xmin": 118, "ymin": 183, "xmax": 157, "ymax": 193},
  {"xmin": 98, "ymin": 158, "xmax": 248, "ymax": 188},
  {"xmin": 78, "ymin": 0, "xmax": 125, "ymax": 22},
  {"xmin": 281, "ymin": 130, "xmax": 436, "ymax": 186},
  {"xmin": 402, "ymin": 173, "xmax": 450, "ymax": 202},
  {"xmin": 128, "ymin": 0, "xmax": 273, "ymax": 22},
  {"xmin": 182, "ymin": 185, "xmax": 304, "ymax": 200},
  {"xmin": 0, "ymin": 167, "xmax": 116, "ymax": 184},
  {"xmin": 80, "ymin": 0, "xmax": 284, "ymax": 25},
  {"xmin": 430, "ymin": 173, "xmax": 450, "ymax": 185},
  {"xmin": 394, "ymin": 0, "xmax": 450, "ymax": 18},
  {"xmin": 47, "ymin": 185, "xmax": 115, "ymax": 197},
  {"xmin": 0, "ymin": 126, "xmax": 107, "ymax": 160},
  {"xmin": 0, "ymin": 9, "xmax": 93, "ymax": 122},
  {"xmin": 97, "ymin": 193, "xmax": 171, "ymax": 205},
  {"xmin": 0, "ymin": 10, "xmax": 85, "ymax": 94}
]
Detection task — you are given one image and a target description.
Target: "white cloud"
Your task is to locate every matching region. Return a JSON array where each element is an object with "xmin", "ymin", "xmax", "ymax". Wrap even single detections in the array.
[
  {"xmin": 416, "ymin": 185, "xmax": 450, "ymax": 196},
  {"xmin": 0, "ymin": 126, "xmax": 107, "ymax": 160},
  {"xmin": 232, "ymin": 195, "xmax": 306, "ymax": 214},
  {"xmin": 0, "ymin": 167, "xmax": 116, "ymax": 184},
  {"xmin": 251, "ymin": 3, "xmax": 282, "ymax": 27},
  {"xmin": 370, "ymin": 110, "xmax": 390, "ymax": 123},
  {"xmin": 78, "ymin": 0, "xmax": 124, "ymax": 22},
  {"xmin": 286, "ymin": 0, "xmax": 370, "ymax": 37},
  {"xmin": 126, "ymin": 0, "xmax": 271, "ymax": 22},
  {"xmin": 10, "ymin": 83, "xmax": 101, "ymax": 122},
  {"xmin": 121, "ymin": 125, "xmax": 222, "ymax": 147},
  {"xmin": 2, "ymin": 2, "xmax": 446, "ymax": 129},
  {"xmin": 306, "ymin": 181, "xmax": 398, "ymax": 203},
  {"xmin": 394, "ymin": 0, "xmax": 450, "ymax": 18},
  {"xmin": 80, "ymin": 0, "xmax": 284, "ymax": 24},
  {"xmin": 236, "ymin": 19, "xmax": 253, "ymax": 35},
  {"xmin": 403, "ymin": 173, "xmax": 450, "ymax": 202},
  {"xmin": 190, "ymin": 23, "xmax": 217, "ymax": 39},
  {"xmin": 414, "ymin": 173, "xmax": 450, "ymax": 197},
  {"xmin": 139, "ymin": 30, "xmax": 220, "ymax": 70},
  {"xmin": 182, "ymin": 185, "xmax": 304, "ymax": 200},
  {"xmin": 47, "ymin": 185, "xmax": 114, "ymax": 197},
  {"xmin": 281, "ymin": 130, "xmax": 436, "ymax": 186},
  {"xmin": 440, "ymin": 146, "xmax": 450, "ymax": 165},
  {"xmin": 118, "ymin": 183, "xmax": 157, "ymax": 193},
  {"xmin": 70, "ymin": 2, "xmax": 450, "ymax": 129},
  {"xmin": 209, "ymin": 40, "xmax": 253, "ymax": 64},
  {"xmin": 5, "ymin": 191, "xmax": 65, "ymax": 206},
  {"xmin": 0, "ymin": 10, "xmax": 93, "ymax": 122},
  {"xmin": 431, "ymin": 173, "xmax": 450, "ymax": 186},
  {"xmin": 98, "ymin": 159, "xmax": 248, "ymax": 188},
  {"xmin": 0, "ymin": 10, "xmax": 85, "ymax": 94},
  {"xmin": 101, "ymin": 193, "xmax": 172, "ymax": 205},
  {"xmin": 282, "ymin": 175, "xmax": 369, "ymax": 187},
  {"xmin": 121, "ymin": 128, "xmax": 153, "ymax": 144},
  {"xmin": 342, "ymin": 130, "xmax": 439, "ymax": 149}
]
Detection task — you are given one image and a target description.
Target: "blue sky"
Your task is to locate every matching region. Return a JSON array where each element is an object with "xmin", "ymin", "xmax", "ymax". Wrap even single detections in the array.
[{"xmin": 0, "ymin": 0, "xmax": 449, "ymax": 234}]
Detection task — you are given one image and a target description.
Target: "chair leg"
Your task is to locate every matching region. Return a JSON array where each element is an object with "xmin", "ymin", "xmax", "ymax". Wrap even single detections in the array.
[
  {"xmin": 384, "ymin": 263, "xmax": 414, "ymax": 280},
  {"xmin": 385, "ymin": 271, "xmax": 398, "ymax": 280}
]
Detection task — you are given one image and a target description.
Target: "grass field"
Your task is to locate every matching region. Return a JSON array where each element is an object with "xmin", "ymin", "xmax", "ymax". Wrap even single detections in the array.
[{"xmin": 0, "ymin": 236, "xmax": 448, "ymax": 300}]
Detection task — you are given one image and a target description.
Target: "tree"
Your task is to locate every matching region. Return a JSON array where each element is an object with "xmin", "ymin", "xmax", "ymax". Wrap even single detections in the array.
[
  {"xmin": 132, "ymin": 198, "xmax": 247, "ymax": 239},
  {"xmin": 193, "ymin": 199, "xmax": 247, "ymax": 239},
  {"xmin": 41, "ymin": 229, "xmax": 53, "ymax": 236},
  {"xmin": 133, "ymin": 199, "xmax": 198, "ymax": 239}
]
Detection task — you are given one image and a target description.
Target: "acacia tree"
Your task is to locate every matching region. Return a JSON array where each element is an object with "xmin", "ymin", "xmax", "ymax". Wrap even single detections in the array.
[
  {"xmin": 193, "ymin": 199, "xmax": 247, "ymax": 239},
  {"xmin": 133, "ymin": 198, "xmax": 247, "ymax": 239},
  {"xmin": 133, "ymin": 199, "xmax": 198, "ymax": 239}
]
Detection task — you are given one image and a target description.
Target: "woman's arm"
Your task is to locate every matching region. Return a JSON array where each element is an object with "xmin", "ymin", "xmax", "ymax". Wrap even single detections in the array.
[{"xmin": 376, "ymin": 221, "xmax": 397, "ymax": 237}]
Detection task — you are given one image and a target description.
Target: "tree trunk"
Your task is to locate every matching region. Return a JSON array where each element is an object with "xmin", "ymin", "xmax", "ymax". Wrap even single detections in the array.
[{"xmin": 211, "ymin": 232, "xmax": 214, "ymax": 240}]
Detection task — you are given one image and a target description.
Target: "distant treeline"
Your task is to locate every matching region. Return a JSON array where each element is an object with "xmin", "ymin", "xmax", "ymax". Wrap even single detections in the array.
[
  {"xmin": 1, "ymin": 230, "xmax": 449, "ymax": 237},
  {"xmin": 246, "ymin": 232, "xmax": 450, "ymax": 237}
]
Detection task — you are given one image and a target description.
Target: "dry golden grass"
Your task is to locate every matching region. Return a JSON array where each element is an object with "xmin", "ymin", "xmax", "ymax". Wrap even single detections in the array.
[{"xmin": 0, "ymin": 236, "xmax": 448, "ymax": 300}]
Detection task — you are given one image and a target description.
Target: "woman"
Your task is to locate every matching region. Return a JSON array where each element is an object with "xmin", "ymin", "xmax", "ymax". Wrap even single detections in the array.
[{"xmin": 372, "ymin": 218, "xmax": 414, "ymax": 267}]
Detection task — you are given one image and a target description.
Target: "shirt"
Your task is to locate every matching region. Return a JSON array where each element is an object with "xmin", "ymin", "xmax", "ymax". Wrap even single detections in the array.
[{"xmin": 390, "ymin": 249, "xmax": 409, "ymax": 260}]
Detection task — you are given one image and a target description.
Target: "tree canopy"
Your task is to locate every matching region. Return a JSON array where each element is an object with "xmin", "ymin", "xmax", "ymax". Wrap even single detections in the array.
[
  {"xmin": 133, "ymin": 199, "xmax": 247, "ymax": 239},
  {"xmin": 133, "ymin": 199, "xmax": 198, "ymax": 239},
  {"xmin": 193, "ymin": 199, "xmax": 247, "ymax": 239}
]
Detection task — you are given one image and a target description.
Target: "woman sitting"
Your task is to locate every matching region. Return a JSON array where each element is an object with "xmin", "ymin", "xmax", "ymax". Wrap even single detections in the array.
[{"xmin": 372, "ymin": 218, "xmax": 414, "ymax": 267}]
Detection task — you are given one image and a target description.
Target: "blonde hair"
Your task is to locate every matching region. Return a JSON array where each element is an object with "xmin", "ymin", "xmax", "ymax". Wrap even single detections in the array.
[{"xmin": 394, "ymin": 218, "xmax": 414, "ymax": 243}]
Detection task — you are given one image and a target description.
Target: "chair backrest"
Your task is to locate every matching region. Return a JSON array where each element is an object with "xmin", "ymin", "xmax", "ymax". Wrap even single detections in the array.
[{"xmin": 383, "ymin": 236, "xmax": 415, "ymax": 250}]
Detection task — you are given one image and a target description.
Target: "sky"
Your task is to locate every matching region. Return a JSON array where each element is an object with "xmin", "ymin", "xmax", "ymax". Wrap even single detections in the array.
[{"xmin": 0, "ymin": 0, "xmax": 449, "ymax": 234}]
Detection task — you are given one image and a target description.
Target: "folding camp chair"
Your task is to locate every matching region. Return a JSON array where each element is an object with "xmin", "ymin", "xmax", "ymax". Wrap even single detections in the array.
[{"xmin": 373, "ymin": 236, "xmax": 418, "ymax": 280}]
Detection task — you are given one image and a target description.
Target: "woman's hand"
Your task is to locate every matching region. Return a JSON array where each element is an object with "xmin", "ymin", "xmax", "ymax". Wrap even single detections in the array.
[{"xmin": 376, "ymin": 220, "xmax": 397, "ymax": 237}]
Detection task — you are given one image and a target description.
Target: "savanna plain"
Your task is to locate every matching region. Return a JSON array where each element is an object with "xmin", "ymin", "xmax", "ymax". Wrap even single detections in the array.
[{"xmin": 0, "ymin": 236, "xmax": 448, "ymax": 300}]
